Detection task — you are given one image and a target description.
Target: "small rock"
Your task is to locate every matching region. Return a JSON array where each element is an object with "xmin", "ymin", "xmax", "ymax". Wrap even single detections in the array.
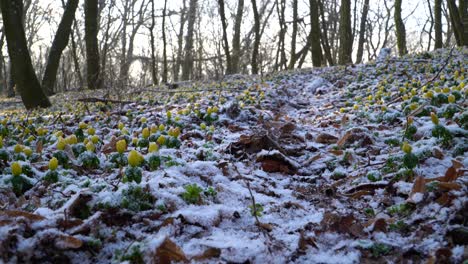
[{"xmin": 449, "ymin": 227, "xmax": 468, "ymax": 245}]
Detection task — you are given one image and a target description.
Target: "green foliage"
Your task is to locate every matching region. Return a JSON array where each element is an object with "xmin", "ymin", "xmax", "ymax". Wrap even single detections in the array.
[
  {"xmin": 367, "ymin": 172, "xmax": 381, "ymax": 182},
  {"xmin": 124, "ymin": 166, "xmax": 142, "ymax": 184},
  {"xmin": 10, "ymin": 175, "xmax": 33, "ymax": 196},
  {"xmin": 147, "ymin": 155, "xmax": 161, "ymax": 171},
  {"xmin": 79, "ymin": 152, "xmax": 100, "ymax": 169},
  {"xmin": 249, "ymin": 203, "xmax": 264, "ymax": 217},
  {"xmin": 117, "ymin": 245, "xmax": 144, "ymax": 264},
  {"xmin": 109, "ymin": 153, "xmax": 127, "ymax": 167},
  {"xmin": 402, "ymin": 153, "xmax": 418, "ymax": 169},
  {"xmin": 370, "ymin": 243, "xmax": 392, "ymax": 257},
  {"xmin": 403, "ymin": 125, "xmax": 417, "ymax": 140},
  {"xmin": 43, "ymin": 170, "xmax": 59, "ymax": 184},
  {"xmin": 181, "ymin": 184, "xmax": 203, "ymax": 204},
  {"xmin": 387, "ymin": 203, "xmax": 413, "ymax": 217},
  {"xmin": 72, "ymin": 143, "xmax": 87, "ymax": 157},
  {"xmin": 121, "ymin": 186, "xmax": 155, "ymax": 212},
  {"xmin": 432, "ymin": 124, "xmax": 452, "ymax": 145},
  {"xmin": 52, "ymin": 151, "xmax": 70, "ymax": 168}
]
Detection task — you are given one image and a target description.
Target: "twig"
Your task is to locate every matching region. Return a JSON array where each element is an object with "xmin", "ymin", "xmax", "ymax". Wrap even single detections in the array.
[{"xmin": 77, "ymin": 97, "xmax": 133, "ymax": 104}]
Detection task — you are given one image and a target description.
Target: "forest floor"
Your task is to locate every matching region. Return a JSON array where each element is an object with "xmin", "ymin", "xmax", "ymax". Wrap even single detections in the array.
[{"xmin": 0, "ymin": 48, "xmax": 467, "ymax": 264}]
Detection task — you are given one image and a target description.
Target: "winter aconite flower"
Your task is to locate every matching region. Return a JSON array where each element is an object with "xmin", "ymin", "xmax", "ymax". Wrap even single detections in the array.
[
  {"xmin": 49, "ymin": 157, "xmax": 59, "ymax": 171},
  {"xmin": 128, "ymin": 150, "xmax": 143, "ymax": 167},
  {"xmin": 0, "ymin": 136, "xmax": 3, "ymax": 148},
  {"xmin": 142, "ymin": 128, "xmax": 150, "ymax": 139},
  {"xmin": 200, "ymin": 123, "xmax": 207, "ymax": 130},
  {"xmin": 431, "ymin": 112, "xmax": 439, "ymax": 125},
  {"xmin": 86, "ymin": 142, "xmax": 95, "ymax": 152},
  {"xmin": 157, "ymin": 135, "xmax": 166, "ymax": 145},
  {"xmin": 402, "ymin": 142, "xmax": 412, "ymax": 154},
  {"xmin": 148, "ymin": 142, "xmax": 158, "ymax": 153},
  {"xmin": 11, "ymin": 162, "xmax": 22, "ymax": 176},
  {"xmin": 23, "ymin": 147, "xmax": 33, "ymax": 157},
  {"xmin": 448, "ymin": 94, "xmax": 456, "ymax": 103},
  {"xmin": 57, "ymin": 137, "xmax": 67, "ymax": 150},
  {"xmin": 116, "ymin": 139, "xmax": 127, "ymax": 154},
  {"xmin": 14, "ymin": 144, "xmax": 23, "ymax": 153}
]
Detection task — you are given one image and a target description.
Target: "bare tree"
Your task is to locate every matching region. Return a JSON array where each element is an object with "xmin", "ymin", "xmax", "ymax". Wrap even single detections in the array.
[
  {"xmin": 338, "ymin": 0, "xmax": 353, "ymax": 64},
  {"xmin": 42, "ymin": 0, "xmax": 79, "ymax": 95},
  {"xmin": 288, "ymin": 0, "xmax": 298, "ymax": 69},
  {"xmin": 0, "ymin": 0, "xmax": 51, "ymax": 108},
  {"xmin": 356, "ymin": 0, "xmax": 369, "ymax": 63},
  {"xmin": 218, "ymin": 0, "xmax": 233, "ymax": 74},
  {"xmin": 251, "ymin": 0, "xmax": 261, "ymax": 74},
  {"xmin": 434, "ymin": 0, "xmax": 443, "ymax": 49},
  {"xmin": 394, "ymin": 0, "xmax": 407, "ymax": 56},
  {"xmin": 231, "ymin": 0, "xmax": 244, "ymax": 74},
  {"xmin": 85, "ymin": 0, "xmax": 101, "ymax": 90},
  {"xmin": 310, "ymin": 0, "xmax": 322, "ymax": 67},
  {"xmin": 182, "ymin": 0, "xmax": 198, "ymax": 80}
]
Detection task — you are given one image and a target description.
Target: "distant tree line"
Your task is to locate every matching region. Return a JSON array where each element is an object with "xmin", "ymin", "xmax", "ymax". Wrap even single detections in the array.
[{"xmin": 0, "ymin": 0, "xmax": 467, "ymax": 109}]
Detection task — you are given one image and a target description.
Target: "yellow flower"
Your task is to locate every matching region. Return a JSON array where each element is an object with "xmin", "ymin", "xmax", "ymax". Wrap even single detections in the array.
[
  {"xmin": 443, "ymin": 87, "xmax": 450, "ymax": 93},
  {"xmin": 166, "ymin": 111, "xmax": 172, "ymax": 119},
  {"xmin": 140, "ymin": 117, "xmax": 147, "ymax": 123},
  {"xmin": 402, "ymin": 142, "xmax": 412, "ymax": 154},
  {"xmin": 407, "ymin": 116, "xmax": 414, "ymax": 125},
  {"xmin": 132, "ymin": 137, "xmax": 138, "ymax": 145},
  {"xmin": 87, "ymin": 127, "xmax": 96, "ymax": 135},
  {"xmin": 150, "ymin": 125, "xmax": 158, "ymax": 133},
  {"xmin": 57, "ymin": 137, "xmax": 66, "ymax": 150},
  {"xmin": 159, "ymin": 124, "xmax": 165, "ymax": 131},
  {"xmin": 0, "ymin": 136, "xmax": 3, "ymax": 148},
  {"xmin": 116, "ymin": 139, "xmax": 126, "ymax": 154},
  {"xmin": 91, "ymin": 135, "xmax": 99, "ymax": 144},
  {"xmin": 207, "ymin": 107, "xmax": 213, "ymax": 115},
  {"xmin": 409, "ymin": 103, "xmax": 418, "ymax": 111},
  {"xmin": 200, "ymin": 123, "xmax": 207, "ymax": 130},
  {"xmin": 86, "ymin": 142, "xmax": 95, "ymax": 152},
  {"xmin": 118, "ymin": 122, "xmax": 125, "ymax": 130},
  {"xmin": 209, "ymin": 125, "xmax": 215, "ymax": 132},
  {"xmin": 128, "ymin": 150, "xmax": 142, "ymax": 167},
  {"xmin": 79, "ymin": 122, "xmax": 88, "ymax": 129},
  {"xmin": 142, "ymin": 128, "xmax": 150, "ymax": 139},
  {"xmin": 431, "ymin": 112, "xmax": 439, "ymax": 125},
  {"xmin": 11, "ymin": 162, "xmax": 22, "ymax": 176},
  {"xmin": 49, "ymin": 157, "xmax": 59, "ymax": 171},
  {"xmin": 14, "ymin": 144, "xmax": 23, "ymax": 153},
  {"xmin": 157, "ymin": 135, "xmax": 166, "ymax": 145},
  {"xmin": 425, "ymin": 91, "xmax": 434, "ymax": 99},
  {"xmin": 67, "ymin": 135, "xmax": 78, "ymax": 145},
  {"xmin": 448, "ymin": 94, "xmax": 456, "ymax": 103},
  {"xmin": 148, "ymin": 142, "xmax": 158, "ymax": 153},
  {"xmin": 23, "ymin": 147, "xmax": 32, "ymax": 157}
]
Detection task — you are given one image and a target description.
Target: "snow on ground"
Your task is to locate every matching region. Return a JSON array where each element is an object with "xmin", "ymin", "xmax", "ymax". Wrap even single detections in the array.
[{"xmin": 0, "ymin": 48, "xmax": 467, "ymax": 263}]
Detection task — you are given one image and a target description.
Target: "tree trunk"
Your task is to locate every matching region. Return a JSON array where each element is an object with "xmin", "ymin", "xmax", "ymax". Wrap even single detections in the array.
[
  {"xmin": 448, "ymin": 0, "xmax": 468, "ymax": 46},
  {"xmin": 355, "ymin": 0, "xmax": 369, "ymax": 63},
  {"xmin": 150, "ymin": 0, "xmax": 158, "ymax": 85},
  {"xmin": 218, "ymin": 0, "xmax": 233, "ymax": 74},
  {"xmin": 231, "ymin": 0, "xmax": 244, "ymax": 74},
  {"xmin": 338, "ymin": 0, "xmax": 353, "ymax": 64},
  {"xmin": 433, "ymin": 0, "xmax": 443, "ymax": 49},
  {"xmin": 288, "ymin": 0, "xmax": 298, "ymax": 69},
  {"xmin": 309, "ymin": 0, "xmax": 322, "ymax": 67},
  {"xmin": 174, "ymin": 0, "xmax": 187, "ymax": 82},
  {"xmin": 182, "ymin": 0, "xmax": 198, "ymax": 80},
  {"xmin": 41, "ymin": 0, "xmax": 79, "ymax": 95},
  {"xmin": 162, "ymin": 0, "xmax": 168, "ymax": 83},
  {"xmin": 394, "ymin": 0, "xmax": 407, "ymax": 56},
  {"xmin": 0, "ymin": 0, "xmax": 51, "ymax": 109},
  {"xmin": 85, "ymin": 0, "xmax": 101, "ymax": 90},
  {"xmin": 251, "ymin": 0, "xmax": 261, "ymax": 74}
]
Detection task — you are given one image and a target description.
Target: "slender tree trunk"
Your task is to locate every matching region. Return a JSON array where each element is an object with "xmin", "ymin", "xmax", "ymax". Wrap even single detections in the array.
[
  {"xmin": 251, "ymin": 0, "xmax": 261, "ymax": 74},
  {"xmin": 182, "ymin": 0, "xmax": 198, "ymax": 80},
  {"xmin": 162, "ymin": 0, "xmax": 168, "ymax": 83},
  {"xmin": 318, "ymin": 0, "xmax": 334, "ymax": 66},
  {"xmin": 150, "ymin": 0, "xmax": 158, "ymax": 85},
  {"xmin": 448, "ymin": 0, "xmax": 468, "ymax": 46},
  {"xmin": 218, "ymin": 0, "xmax": 233, "ymax": 74},
  {"xmin": 288, "ymin": 0, "xmax": 298, "ymax": 69},
  {"xmin": 7, "ymin": 63, "xmax": 14, "ymax": 97},
  {"xmin": 0, "ymin": 0, "xmax": 51, "ymax": 109},
  {"xmin": 85, "ymin": 0, "xmax": 101, "ymax": 90},
  {"xmin": 310, "ymin": 0, "xmax": 322, "ymax": 67},
  {"xmin": 70, "ymin": 27, "xmax": 83, "ymax": 89},
  {"xmin": 0, "ymin": 29, "xmax": 4, "ymax": 95},
  {"xmin": 41, "ymin": 0, "xmax": 79, "ymax": 95},
  {"xmin": 355, "ymin": 0, "xmax": 369, "ymax": 63},
  {"xmin": 394, "ymin": 0, "xmax": 407, "ymax": 56},
  {"xmin": 231, "ymin": 0, "xmax": 244, "ymax": 74},
  {"xmin": 338, "ymin": 0, "xmax": 353, "ymax": 64},
  {"xmin": 174, "ymin": 0, "xmax": 186, "ymax": 82}
]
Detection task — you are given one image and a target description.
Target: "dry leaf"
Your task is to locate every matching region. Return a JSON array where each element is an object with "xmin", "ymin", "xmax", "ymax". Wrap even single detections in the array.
[
  {"xmin": 1, "ymin": 210, "xmax": 45, "ymax": 221},
  {"xmin": 55, "ymin": 235, "xmax": 83, "ymax": 249},
  {"xmin": 153, "ymin": 237, "xmax": 188, "ymax": 263},
  {"xmin": 191, "ymin": 247, "xmax": 221, "ymax": 261}
]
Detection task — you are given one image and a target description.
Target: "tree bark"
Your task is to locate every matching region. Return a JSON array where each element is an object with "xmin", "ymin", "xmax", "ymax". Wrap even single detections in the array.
[
  {"xmin": 338, "ymin": 0, "xmax": 353, "ymax": 64},
  {"xmin": 218, "ymin": 0, "xmax": 233, "ymax": 74},
  {"xmin": 231, "ymin": 0, "xmax": 244, "ymax": 74},
  {"xmin": 150, "ymin": 0, "xmax": 158, "ymax": 85},
  {"xmin": 394, "ymin": 0, "xmax": 407, "ymax": 56},
  {"xmin": 85, "ymin": 0, "xmax": 101, "ymax": 90},
  {"xmin": 355, "ymin": 0, "xmax": 369, "ymax": 63},
  {"xmin": 182, "ymin": 0, "xmax": 198, "ymax": 80},
  {"xmin": 309, "ymin": 0, "xmax": 322, "ymax": 67},
  {"xmin": 162, "ymin": 0, "xmax": 168, "ymax": 83},
  {"xmin": 0, "ymin": 0, "xmax": 51, "ymax": 109},
  {"xmin": 251, "ymin": 0, "xmax": 261, "ymax": 74},
  {"xmin": 174, "ymin": 0, "xmax": 187, "ymax": 82},
  {"xmin": 41, "ymin": 0, "xmax": 79, "ymax": 95},
  {"xmin": 288, "ymin": 0, "xmax": 298, "ymax": 69}
]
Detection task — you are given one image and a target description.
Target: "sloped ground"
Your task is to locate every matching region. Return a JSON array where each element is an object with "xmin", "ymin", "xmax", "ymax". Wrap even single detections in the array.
[{"xmin": 0, "ymin": 48, "xmax": 467, "ymax": 263}]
